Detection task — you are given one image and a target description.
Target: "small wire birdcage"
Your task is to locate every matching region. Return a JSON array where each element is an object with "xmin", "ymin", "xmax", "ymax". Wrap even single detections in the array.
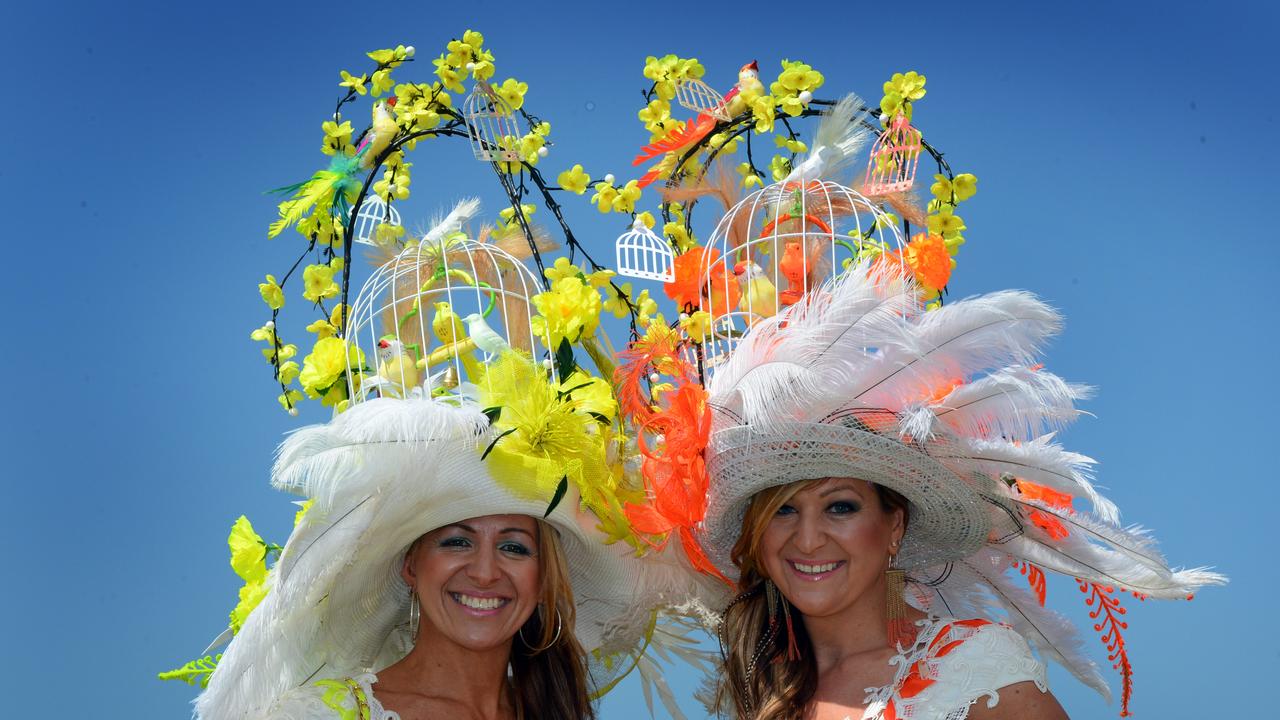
[
  {"xmin": 863, "ymin": 115, "xmax": 923, "ymax": 195},
  {"xmin": 343, "ymin": 237, "xmax": 553, "ymax": 404},
  {"xmin": 615, "ymin": 220, "xmax": 675, "ymax": 282},
  {"xmin": 675, "ymin": 78, "xmax": 730, "ymax": 122},
  {"xmin": 351, "ymin": 196, "xmax": 402, "ymax": 246},
  {"xmin": 693, "ymin": 179, "xmax": 904, "ymax": 370},
  {"xmin": 464, "ymin": 81, "xmax": 521, "ymax": 163}
]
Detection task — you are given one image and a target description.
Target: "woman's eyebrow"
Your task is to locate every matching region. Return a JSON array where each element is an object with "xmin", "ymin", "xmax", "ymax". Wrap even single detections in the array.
[{"xmin": 499, "ymin": 527, "xmax": 535, "ymax": 538}]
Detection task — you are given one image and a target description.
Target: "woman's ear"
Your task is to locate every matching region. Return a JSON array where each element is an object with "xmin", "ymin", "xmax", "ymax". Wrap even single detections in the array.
[
  {"xmin": 400, "ymin": 544, "xmax": 418, "ymax": 586},
  {"xmin": 889, "ymin": 505, "xmax": 907, "ymax": 548}
]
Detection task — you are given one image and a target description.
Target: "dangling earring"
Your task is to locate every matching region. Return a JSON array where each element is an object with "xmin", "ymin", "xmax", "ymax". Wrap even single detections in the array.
[
  {"xmin": 763, "ymin": 578, "xmax": 800, "ymax": 662},
  {"xmin": 885, "ymin": 544, "xmax": 914, "ymax": 649},
  {"xmin": 408, "ymin": 586, "xmax": 420, "ymax": 643}
]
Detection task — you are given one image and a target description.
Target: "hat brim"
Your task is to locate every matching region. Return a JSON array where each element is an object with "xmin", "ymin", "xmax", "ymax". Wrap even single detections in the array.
[{"xmin": 701, "ymin": 422, "xmax": 992, "ymax": 580}]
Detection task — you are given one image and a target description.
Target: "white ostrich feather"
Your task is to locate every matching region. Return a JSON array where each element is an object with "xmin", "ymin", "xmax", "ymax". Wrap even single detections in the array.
[
  {"xmin": 422, "ymin": 197, "xmax": 481, "ymax": 246},
  {"xmin": 908, "ymin": 366, "xmax": 1092, "ymax": 442},
  {"xmin": 1006, "ymin": 529, "xmax": 1227, "ymax": 599},
  {"xmin": 955, "ymin": 551, "xmax": 1112, "ymax": 700},
  {"xmin": 852, "ymin": 291, "xmax": 1063, "ymax": 412},
  {"xmin": 784, "ymin": 93, "xmax": 872, "ymax": 184},
  {"xmin": 1009, "ymin": 496, "xmax": 1171, "ymax": 571},
  {"xmin": 944, "ymin": 434, "xmax": 1119, "ymax": 523},
  {"xmin": 706, "ymin": 261, "xmax": 915, "ymax": 428}
]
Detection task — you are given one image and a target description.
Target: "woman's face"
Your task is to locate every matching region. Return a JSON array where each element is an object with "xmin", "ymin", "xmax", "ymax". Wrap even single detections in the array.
[
  {"xmin": 758, "ymin": 479, "xmax": 905, "ymax": 619},
  {"xmin": 402, "ymin": 513, "xmax": 542, "ymax": 652}
]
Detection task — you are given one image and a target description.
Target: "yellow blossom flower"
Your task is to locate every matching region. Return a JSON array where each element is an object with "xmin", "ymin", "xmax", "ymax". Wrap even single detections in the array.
[
  {"xmin": 603, "ymin": 281, "xmax": 633, "ymax": 318},
  {"xmin": 433, "ymin": 55, "xmax": 466, "ymax": 92},
  {"xmin": 634, "ymin": 289, "xmax": 659, "ymax": 327},
  {"xmin": 926, "ymin": 204, "xmax": 966, "ymax": 239},
  {"xmin": 931, "ymin": 172, "xmax": 979, "ymax": 203},
  {"xmin": 774, "ymin": 135, "xmax": 807, "ymax": 154},
  {"xmin": 591, "ymin": 182, "xmax": 618, "ymax": 213},
  {"xmin": 881, "ymin": 71, "xmax": 926, "ymax": 121},
  {"xmin": 258, "ymin": 274, "xmax": 284, "ymax": 310},
  {"xmin": 750, "ymin": 95, "xmax": 776, "ymax": 133},
  {"xmin": 278, "ymin": 360, "xmax": 301, "ymax": 385},
  {"xmin": 638, "ymin": 99, "xmax": 671, "ymax": 130},
  {"xmin": 769, "ymin": 154, "xmax": 792, "ymax": 182},
  {"xmin": 680, "ymin": 310, "xmax": 713, "ymax": 343},
  {"xmin": 302, "ymin": 263, "xmax": 340, "ymax": 303},
  {"xmin": 339, "ymin": 70, "xmax": 368, "ymax": 95},
  {"xmin": 558, "ymin": 164, "xmax": 591, "ymax": 194},
  {"xmin": 663, "ymin": 221, "xmax": 697, "ymax": 252},
  {"xmin": 277, "ymin": 389, "xmax": 303, "ymax": 411},
  {"xmin": 321, "ymin": 119, "xmax": 354, "ymax": 156},
  {"xmin": 611, "ymin": 180, "xmax": 642, "ymax": 214},
  {"xmin": 587, "ymin": 268, "xmax": 616, "ymax": 288},
  {"xmin": 736, "ymin": 162, "xmax": 764, "ymax": 189},
  {"xmin": 544, "ymin": 256, "xmax": 584, "ymax": 283},
  {"xmin": 299, "ymin": 336, "xmax": 365, "ymax": 403},
  {"xmin": 370, "ymin": 69, "xmax": 394, "ymax": 97},
  {"xmin": 494, "ymin": 78, "xmax": 528, "ymax": 114},
  {"xmin": 771, "ymin": 60, "xmax": 824, "ymax": 117},
  {"xmin": 531, "ymin": 276, "xmax": 602, "ymax": 348}
]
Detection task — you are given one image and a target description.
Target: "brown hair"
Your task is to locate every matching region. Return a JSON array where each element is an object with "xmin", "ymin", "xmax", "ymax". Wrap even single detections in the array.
[
  {"xmin": 715, "ymin": 480, "xmax": 910, "ymax": 720},
  {"xmin": 509, "ymin": 519, "xmax": 595, "ymax": 720}
]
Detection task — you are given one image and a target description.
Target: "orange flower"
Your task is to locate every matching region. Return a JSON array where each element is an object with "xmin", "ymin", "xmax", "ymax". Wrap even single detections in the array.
[
  {"xmin": 904, "ymin": 232, "xmax": 952, "ymax": 291},
  {"xmin": 664, "ymin": 245, "xmax": 740, "ymax": 314}
]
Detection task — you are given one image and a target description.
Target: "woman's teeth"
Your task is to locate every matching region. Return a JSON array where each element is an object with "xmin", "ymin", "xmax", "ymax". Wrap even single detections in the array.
[
  {"xmin": 451, "ymin": 593, "xmax": 507, "ymax": 610},
  {"xmin": 793, "ymin": 561, "xmax": 839, "ymax": 574}
]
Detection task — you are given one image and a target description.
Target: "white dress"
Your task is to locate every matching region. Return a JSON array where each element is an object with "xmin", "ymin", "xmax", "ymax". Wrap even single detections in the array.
[
  {"xmin": 263, "ymin": 672, "xmax": 400, "ymax": 720},
  {"xmin": 857, "ymin": 617, "xmax": 1048, "ymax": 720}
]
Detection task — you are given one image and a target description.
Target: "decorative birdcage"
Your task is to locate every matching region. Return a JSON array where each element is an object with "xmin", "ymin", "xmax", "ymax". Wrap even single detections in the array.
[
  {"xmin": 675, "ymin": 78, "xmax": 730, "ymax": 122},
  {"xmin": 692, "ymin": 179, "xmax": 904, "ymax": 369},
  {"xmin": 863, "ymin": 115, "xmax": 923, "ymax": 195},
  {"xmin": 342, "ymin": 238, "xmax": 553, "ymax": 404},
  {"xmin": 351, "ymin": 195, "xmax": 402, "ymax": 246},
  {"xmin": 615, "ymin": 220, "xmax": 675, "ymax": 282},
  {"xmin": 464, "ymin": 81, "xmax": 521, "ymax": 163}
]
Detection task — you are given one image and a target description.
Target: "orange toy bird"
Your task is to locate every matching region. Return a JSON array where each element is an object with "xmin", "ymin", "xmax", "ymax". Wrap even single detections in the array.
[
  {"xmin": 633, "ymin": 61, "xmax": 764, "ymax": 187},
  {"xmin": 778, "ymin": 241, "xmax": 808, "ymax": 306}
]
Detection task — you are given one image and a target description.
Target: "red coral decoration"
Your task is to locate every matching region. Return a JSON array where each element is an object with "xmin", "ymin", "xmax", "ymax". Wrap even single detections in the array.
[
  {"xmin": 1079, "ymin": 580, "xmax": 1134, "ymax": 717},
  {"xmin": 1017, "ymin": 561, "xmax": 1047, "ymax": 606}
]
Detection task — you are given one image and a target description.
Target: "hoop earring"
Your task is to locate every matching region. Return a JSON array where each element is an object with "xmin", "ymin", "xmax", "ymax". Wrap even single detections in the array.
[
  {"xmin": 519, "ymin": 605, "xmax": 563, "ymax": 654},
  {"xmin": 408, "ymin": 586, "xmax": 420, "ymax": 643}
]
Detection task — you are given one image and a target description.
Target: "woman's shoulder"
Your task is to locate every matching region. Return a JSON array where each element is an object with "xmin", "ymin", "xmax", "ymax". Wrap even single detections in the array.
[
  {"xmin": 875, "ymin": 616, "xmax": 1049, "ymax": 720},
  {"xmin": 263, "ymin": 672, "xmax": 395, "ymax": 720}
]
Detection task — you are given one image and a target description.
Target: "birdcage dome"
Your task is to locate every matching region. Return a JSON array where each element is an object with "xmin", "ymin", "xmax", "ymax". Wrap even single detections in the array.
[
  {"xmin": 615, "ymin": 220, "xmax": 675, "ymax": 282},
  {"xmin": 694, "ymin": 179, "xmax": 904, "ymax": 368},
  {"xmin": 342, "ymin": 238, "xmax": 551, "ymax": 404},
  {"xmin": 863, "ymin": 115, "xmax": 923, "ymax": 195},
  {"xmin": 464, "ymin": 81, "xmax": 521, "ymax": 162},
  {"xmin": 351, "ymin": 195, "xmax": 402, "ymax": 246},
  {"xmin": 675, "ymin": 77, "xmax": 730, "ymax": 122}
]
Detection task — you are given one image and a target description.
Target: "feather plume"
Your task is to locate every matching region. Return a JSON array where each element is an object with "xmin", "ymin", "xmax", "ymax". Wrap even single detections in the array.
[
  {"xmin": 422, "ymin": 197, "xmax": 481, "ymax": 246},
  {"xmin": 706, "ymin": 261, "xmax": 916, "ymax": 428},
  {"xmin": 785, "ymin": 93, "xmax": 872, "ymax": 184},
  {"xmin": 914, "ymin": 366, "xmax": 1092, "ymax": 442}
]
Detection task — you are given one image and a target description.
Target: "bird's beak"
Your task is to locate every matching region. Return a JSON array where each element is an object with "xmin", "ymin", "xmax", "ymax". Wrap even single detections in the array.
[
  {"xmin": 378, "ymin": 339, "xmax": 390, "ymax": 349},
  {"xmin": 733, "ymin": 260, "xmax": 747, "ymax": 276}
]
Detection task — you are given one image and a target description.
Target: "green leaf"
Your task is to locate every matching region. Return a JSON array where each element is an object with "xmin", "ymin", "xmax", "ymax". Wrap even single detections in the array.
[
  {"xmin": 157, "ymin": 655, "xmax": 222, "ymax": 688},
  {"xmin": 482, "ymin": 406, "xmax": 503, "ymax": 424},
  {"xmin": 481, "ymin": 427, "xmax": 518, "ymax": 460},
  {"xmin": 554, "ymin": 338, "xmax": 577, "ymax": 378},
  {"xmin": 587, "ymin": 412, "xmax": 611, "ymax": 425},
  {"xmin": 543, "ymin": 475, "xmax": 569, "ymax": 518}
]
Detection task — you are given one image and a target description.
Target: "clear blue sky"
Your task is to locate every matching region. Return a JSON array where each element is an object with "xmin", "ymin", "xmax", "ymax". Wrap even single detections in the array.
[{"xmin": 2, "ymin": 1, "xmax": 1275, "ymax": 717}]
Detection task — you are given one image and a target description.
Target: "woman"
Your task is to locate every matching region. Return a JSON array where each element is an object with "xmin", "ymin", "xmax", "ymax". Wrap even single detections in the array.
[
  {"xmin": 195, "ymin": 238, "xmax": 700, "ymax": 720},
  {"xmin": 626, "ymin": 262, "xmax": 1224, "ymax": 719}
]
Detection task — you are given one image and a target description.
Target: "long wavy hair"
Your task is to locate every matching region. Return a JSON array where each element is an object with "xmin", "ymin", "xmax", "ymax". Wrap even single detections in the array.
[
  {"xmin": 715, "ymin": 480, "xmax": 910, "ymax": 720},
  {"xmin": 509, "ymin": 519, "xmax": 595, "ymax": 720}
]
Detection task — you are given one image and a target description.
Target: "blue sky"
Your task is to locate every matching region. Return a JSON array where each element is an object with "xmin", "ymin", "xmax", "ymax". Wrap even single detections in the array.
[{"xmin": 2, "ymin": 1, "xmax": 1275, "ymax": 717}]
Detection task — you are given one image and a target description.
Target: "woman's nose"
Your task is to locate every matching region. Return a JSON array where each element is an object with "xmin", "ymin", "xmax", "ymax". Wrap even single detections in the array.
[
  {"xmin": 793, "ymin": 513, "xmax": 826, "ymax": 554},
  {"xmin": 465, "ymin": 545, "xmax": 502, "ymax": 584}
]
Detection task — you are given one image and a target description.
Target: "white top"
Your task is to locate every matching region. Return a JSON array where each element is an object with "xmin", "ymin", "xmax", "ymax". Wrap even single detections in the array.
[
  {"xmin": 264, "ymin": 672, "xmax": 400, "ymax": 720},
  {"xmin": 858, "ymin": 617, "xmax": 1048, "ymax": 720}
]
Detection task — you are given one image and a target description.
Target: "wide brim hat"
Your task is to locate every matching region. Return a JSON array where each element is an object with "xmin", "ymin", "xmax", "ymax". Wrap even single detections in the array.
[
  {"xmin": 701, "ymin": 413, "xmax": 995, "ymax": 579},
  {"xmin": 197, "ymin": 398, "xmax": 690, "ymax": 720}
]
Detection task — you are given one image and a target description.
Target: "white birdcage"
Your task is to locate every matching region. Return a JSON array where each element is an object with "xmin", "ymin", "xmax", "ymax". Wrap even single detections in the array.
[
  {"xmin": 615, "ymin": 220, "xmax": 675, "ymax": 282},
  {"xmin": 675, "ymin": 78, "xmax": 730, "ymax": 122},
  {"xmin": 343, "ymin": 238, "xmax": 553, "ymax": 404},
  {"xmin": 351, "ymin": 196, "xmax": 402, "ymax": 246},
  {"xmin": 693, "ymin": 180, "xmax": 905, "ymax": 369},
  {"xmin": 464, "ymin": 81, "xmax": 521, "ymax": 163}
]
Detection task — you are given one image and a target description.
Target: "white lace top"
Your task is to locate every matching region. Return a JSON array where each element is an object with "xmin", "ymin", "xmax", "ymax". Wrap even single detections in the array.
[
  {"xmin": 264, "ymin": 672, "xmax": 400, "ymax": 720},
  {"xmin": 857, "ymin": 617, "xmax": 1048, "ymax": 720}
]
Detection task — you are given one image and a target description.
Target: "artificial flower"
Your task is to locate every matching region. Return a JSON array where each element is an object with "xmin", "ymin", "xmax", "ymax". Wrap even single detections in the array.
[
  {"xmin": 258, "ymin": 275, "xmax": 284, "ymax": 310},
  {"xmin": 557, "ymin": 164, "xmax": 591, "ymax": 194},
  {"xmin": 531, "ymin": 275, "xmax": 602, "ymax": 348}
]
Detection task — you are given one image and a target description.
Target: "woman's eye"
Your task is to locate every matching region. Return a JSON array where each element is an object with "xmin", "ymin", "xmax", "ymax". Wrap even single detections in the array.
[
  {"xmin": 499, "ymin": 542, "xmax": 532, "ymax": 556},
  {"xmin": 439, "ymin": 536, "xmax": 472, "ymax": 548},
  {"xmin": 828, "ymin": 501, "xmax": 860, "ymax": 514},
  {"xmin": 775, "ymin": 504, "xmax": 797, "ymax": 516}
]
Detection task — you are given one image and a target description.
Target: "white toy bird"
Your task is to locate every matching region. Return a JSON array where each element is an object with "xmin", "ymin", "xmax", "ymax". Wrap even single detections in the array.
[
  {"xmin": 376, "ymin": 335, "xmax": 420, "ymax": 394},
  {"xmin": 734, "ymin": 260, "xmax": 778, "ymax": 322},
  {"xmin": 783, "ymin": 93, "xmax": 872, "ymax": 184},
  {"xmin": 462, "ymin": 313, "xmax": 510, "ymax": 359}
]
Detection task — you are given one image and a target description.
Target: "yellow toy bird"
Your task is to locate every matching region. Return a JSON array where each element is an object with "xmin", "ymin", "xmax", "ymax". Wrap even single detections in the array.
[
  {"xmin": 376, "ymin": 335, "xmax": 420, "ymax": 395},
  {"xmin": 734, "ymin": 260, "xmax": 778, "ymax": 322},
  {"xmin": 431, "ymin": 301, "xmax": 485, "ymax": 384},
  {"xmin": 360, "ymin": 98, "xmax": 400, "ymax": 169}
]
